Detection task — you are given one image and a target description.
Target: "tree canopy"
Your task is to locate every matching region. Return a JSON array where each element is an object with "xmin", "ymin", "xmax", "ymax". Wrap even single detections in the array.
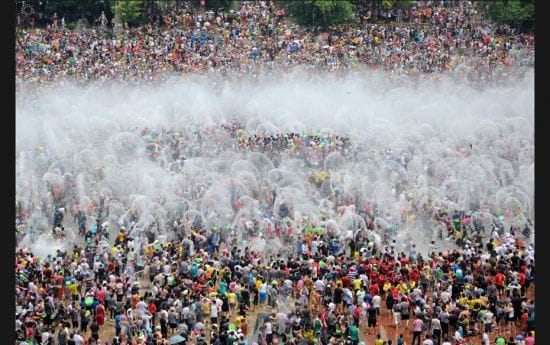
[
  {"xmin": 286, "ymin": 0, "xmax": 355, "ymax": 28},
  {"xmin": 18, "ymin": 0, "xmax": 114, "ymax": 26},
  {"xmin": 481, "ymin": 0, "xmax": 534, "ymax": 31}
]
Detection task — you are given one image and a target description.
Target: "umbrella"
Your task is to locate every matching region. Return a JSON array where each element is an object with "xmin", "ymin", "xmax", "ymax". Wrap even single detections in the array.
[{"xmin": 170, "ymin": 334, "xmax": 186, "ymax": 345}]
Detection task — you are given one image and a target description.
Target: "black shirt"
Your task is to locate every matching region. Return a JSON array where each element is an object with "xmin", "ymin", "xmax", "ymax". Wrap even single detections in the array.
[{"xmin": 367, "ymin": 307, "xmax": 377, "ymax": 320}]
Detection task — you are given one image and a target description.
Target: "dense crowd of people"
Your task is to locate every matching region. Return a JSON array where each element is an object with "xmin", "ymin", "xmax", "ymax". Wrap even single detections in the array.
[
  {"xmin": 15, "ymin": 123, "xmax": 535, "ymax": 345},
  {"xmin": 14, "ymin": 196, "xmax": 536, "ymax": 345},
  {"xmin": 15, "ymin": 1, "xmax": 535, "ymax": 344},
  {"xmin": 16, "ymin": 1, "xmax": 534, "ymax": 87}
]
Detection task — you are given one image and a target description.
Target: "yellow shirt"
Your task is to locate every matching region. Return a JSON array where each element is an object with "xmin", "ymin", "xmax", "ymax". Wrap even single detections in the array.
[
  {"xmin": 458, "ymin": 297, "xmax": 469, "ymax": 306},
  {"xmin": 255, "ymin": 279, "xmax": 262, "ymax": 291},
  {"xmin": 353, "ymin": 279, "xmax": 362, "ymax": 290},
  {"xmin": 228, "ymin": 292, "xmax": 237, "ymax": 304},
  {"xmin": 383, "ymin": 282, "xmax": 392, "ymax": 292},
  {"xmin": 234, "ymin": 315, "xmax": 243, "ymax": 328},
  {"xmin": 469, "ymin": 298, "xmax": 483, "ymax": 309},
  {"xmin": 70, "ymin": 283, "xmax": 79, "ymax": 295}
]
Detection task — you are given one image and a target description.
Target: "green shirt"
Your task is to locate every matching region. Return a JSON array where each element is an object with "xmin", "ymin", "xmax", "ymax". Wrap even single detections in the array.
[
  {"xmin": 495, "ymin": 336, "xmax": 506, "ymax": 345},
  {"xmin": 349, "ymin": 326, "xmax": 359, "ymax": 341}
]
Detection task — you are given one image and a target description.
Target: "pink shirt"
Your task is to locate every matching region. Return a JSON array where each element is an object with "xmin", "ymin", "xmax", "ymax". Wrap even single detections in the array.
[
  {"xmin": 525, "ymin": 336, "xmax": 535, "ymax": 345},
  {"xmin": 413, "ymin": 318, "xmax": 424, "ymax": 332}
]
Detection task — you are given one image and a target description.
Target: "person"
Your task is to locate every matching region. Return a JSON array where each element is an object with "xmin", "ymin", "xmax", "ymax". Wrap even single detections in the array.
[
  {"xmin": 495, "ymin": 333, "xmax": 507, "ymax": 345},
  {"xmin": 349, "ymin": 324, "xmax": 360, "ymax": 345},
  {"xmin": 58, "ymin": 324, "xmax": 69, "ymax": 345},
  {"xmin": 90, "ymin": 320, "xmax": 100, "ymax": 342},
  {"xmin": 367, "ymin": 303, "xmax": 378, "ymax": 335},
  {"xmin": 422, "ymin": 334, "xmax": 433, "ymax": 345},
  {"xmin": 524, "ymin": 332, "xmax": 535, "ymax": 345},
  {"xmin": 482, "ymin": 332, "xmax": 490, "ymax": 345},
  {"xmin": 397, "ymin": 334, "xmax": 405, "ymax": 345},
  {"xmin": 400, "ymin": 299, "xmax": 410, "ymax": 327},
  {"xmin": 73, "ymin": 331, "xmax": 84, "ymax": 345},
  {"xmin": 430, "ymin": 315, "xmax": 441, "ymax": 345},
  {"xmin": 412, "ymin": 315, "xmax": 424, "ymax": 345},
  {"xmin": 96, "ymin": 302, "xmax": 105, "ymax": 327},
  {"xmin": 393, "ymin": 300, "xmax": 402, "ymax": 329}
]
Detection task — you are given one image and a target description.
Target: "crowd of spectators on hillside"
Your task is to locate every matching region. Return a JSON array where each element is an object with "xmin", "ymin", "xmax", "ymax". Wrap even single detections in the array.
[{"xmin": 16, "ymin": 1, "xmax": 534, "ymax": 87}]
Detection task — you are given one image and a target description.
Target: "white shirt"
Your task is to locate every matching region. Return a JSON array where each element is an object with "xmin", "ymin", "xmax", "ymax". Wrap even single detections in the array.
[
  {"xmin": 136, "ymin": 300, "xmax": 148, "ymax": 312},
  {"xmin": 210, "ymin": 304, "xmax": 218, "ymax": 317},
  {"xmin": 422, "ymin": 340, "xmax": 433, "ymax": 345},
  {"xmin": 485, "ymin": 311, "xmax": 494, "ymax": 323},
  {"xmin": 430, "ymin": 318, "xmax": 441, "ymax": 331},
  {"xmin": 73, "ymin": 333, "xmax": 84, "ymax": 345},
  {"xmin": 372, "ymin": 295, "xmax": 381, "ymax": 308},
  {"xmin": 41, "ymin": 331, "xmax": 50, "ymax": 345},
  {"xmin": 482, "ymin": 333, "xmax": 490, "ymax": 345},
  {"xmin": 360, "ymin": 274, "xmax": 369, "ymax": 286},
  {"xmin": 264, "ymin": 321, "xmax": 273, "ymax": 334}
]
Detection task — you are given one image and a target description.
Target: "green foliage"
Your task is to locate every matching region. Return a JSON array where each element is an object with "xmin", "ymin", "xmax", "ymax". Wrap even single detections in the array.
[
  {"xmin": 287, "ymin": 0, "xmax": 354, "ymax": 28},
  {"xmin": 394, "ymin": 0, "xmax": 416, "ymax": 11},
  {"xmin": 66, "ymin": 22, "xmax": 77, "ymax": 30},
  {"xmin": 227, "ymin": 12, "xmax": 240, "ymax": 23},
  {"xmin": 481, "ymin": 0, "xmax": 534, "ymax": 31},
  {"xmin": 382, "ymin": 0, "xmax": 394, "ymax": 11},
  {"xmin": 117, "ymin": 0, "xmax": 146, "ymax": 27},
  {"xmin": 25, "ymin": 0, "xmax": 115, "ymax": 25},
  {"xmin": 191, "ymin": 0, "xmax": 233, "ymax": 10}
]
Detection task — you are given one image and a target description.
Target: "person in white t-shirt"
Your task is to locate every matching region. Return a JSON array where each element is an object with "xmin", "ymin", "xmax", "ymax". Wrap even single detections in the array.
[
  {"xmin": 481, "ymin": 332, "xmax": 490, "ymax": 345},
  {"xmin": 372, "ymin": 294, "xmax": 382, "ymax": 315},
  {"xmin": 210, "ymin": 300, "xmax": 218, "ymax": 325},
  {"xmin": 73, "ymin": 331, "xmax": 84, "ymax": 345},
  {"xmin": 422, "ymin": 334, "xmax": 434, "ymax": 345}
]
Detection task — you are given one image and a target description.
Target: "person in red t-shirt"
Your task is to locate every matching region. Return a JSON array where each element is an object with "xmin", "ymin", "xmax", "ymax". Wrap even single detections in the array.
[
  {"xmin": 518, "ymin": 271, "xmax": 526, "ymax": 295},
  {"xmin": 96, "ymin": 302, "xmax": 105, "ymax": 327},
  {"xmin": 371, "ymin": 283, "xmax": 380, "ymax": 297},
  {"xmin": 520, "ymin": 311, "xmax": 528, "ymax": 330},
  {"xmin": 494, "ymin": 272, "xmax": 506, "ymax": 296},
  {"xmin": 148, "ymin": 300, "xmax": 157, "ymax": 325}
]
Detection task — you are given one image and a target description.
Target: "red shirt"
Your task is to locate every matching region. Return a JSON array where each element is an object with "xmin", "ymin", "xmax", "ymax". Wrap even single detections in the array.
[
  {"xmin": 410, "ymin": 269, "xmax": 420, "ymax": 282},
  {"xmin": 378, "ymin": 274, "xmax": 387, "ymax": 286},
  {"xmin": 391, "ymin": 288, "xmax": 399, "ymax": 299},
  {"xmin": 371, "ymin": 283, "xmax": 380, "ymax": 296},
  {"xmin": 148, "ymin": 302, "xmax": 157, "ymax": 315},
  {"xmin": 518, "ymin": 272, "xmax": 526, "ymax": 286},
  {"xmin": 495, "ymin": 273, "xmax": 506, "ymax": 287},
  {"xmin": 370, "ymin": 270, "xmax": 379, "ymax": 283},
  {"xmin": 341, "ymin": 276, "xmax": 351, "ymax": 288}
]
